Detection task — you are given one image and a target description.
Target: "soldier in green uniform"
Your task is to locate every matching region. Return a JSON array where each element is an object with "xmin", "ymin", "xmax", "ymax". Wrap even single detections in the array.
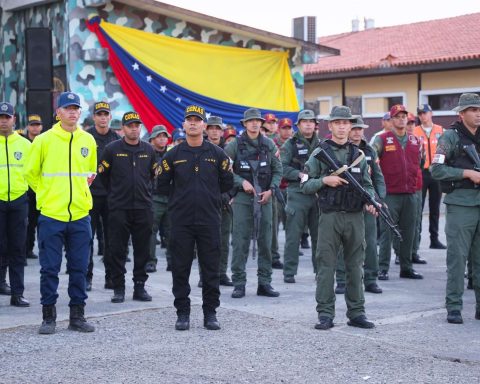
[
  {"xmin": 274, "ymin": 118, "xmax": 294, "ymax": 233},
  {"xmin": 430, "ymin": 93, "xmax": 480, "ymax": 324},
  {"xmin": 205, "ymin": 116, "xmax": 233, "ymax": 286},
  {"xmin": 146, "ymin": 125, "xmax": 171, "ymax": 273},
  {"xmin": 280, "ymin": 110, "xmax": 320, "ymax": 283},
  {"xmin": 263, "ymin": 113, "xmax": 284, "ymax": 270},
  {"xmin": 335, "ymin": 116, "xmax": 385, "ymax": 294},
  {"xmin": 224, "ymin": 108, "xmax": 283, "ymax": 298},
  {"xmin": 302, "ymin": 106, "xmax": 377, "ymax": 330}
]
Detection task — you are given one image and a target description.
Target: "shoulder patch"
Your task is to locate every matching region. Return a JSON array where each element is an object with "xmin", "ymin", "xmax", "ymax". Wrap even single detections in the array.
[{"xmin": 432, "ymin": 154, "xmax": 446, "ymax": 164}]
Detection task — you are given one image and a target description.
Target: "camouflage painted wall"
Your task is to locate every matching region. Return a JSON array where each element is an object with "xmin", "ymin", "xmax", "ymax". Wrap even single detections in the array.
[
  {"xmin": 1, "ymin": 0, "xmax": 305, "ymax": 127},
  {"xmin": 0, "ymin": 1, "xmax": 66, "ymax": 127}
]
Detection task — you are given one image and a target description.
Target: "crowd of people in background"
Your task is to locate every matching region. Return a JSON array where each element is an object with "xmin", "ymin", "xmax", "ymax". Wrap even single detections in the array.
[{"xmin": 1, "ymin": 91, "xmax": 480, "ymax": 333}]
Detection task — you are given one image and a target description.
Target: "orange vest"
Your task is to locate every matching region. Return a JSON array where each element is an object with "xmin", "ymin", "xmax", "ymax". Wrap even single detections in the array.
[{"xmin": 413, "ymin": 124, "xmax": 443, "ymax": 169}]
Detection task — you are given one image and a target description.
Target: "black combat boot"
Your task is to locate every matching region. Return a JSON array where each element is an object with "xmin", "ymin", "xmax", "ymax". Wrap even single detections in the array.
[
  {"xmin": 10, "ymin": 295, "xmax": 30, "ymax": 307},
  {"xmin": 175, "ymin": 314, "xmax": 190, "ymax": 331},
  {"xmin": 204, "ymin": 313, "xmax": 221, "ymax": 330},
  {"xmin": 219, "ymin": 274, "xmax": 234, "ymax": 286},
  {"xmin": 133, "ymin": 282, "xmax": 152, "ymax": 301},
  {"xmin": 38, "ymin": 305, "xmax": 57, "ymax": 335},
  {"xmin": 0, "ymin": 266, "xmax": 11, "ymax": 296},
  {"xmin": 111, "ymin": 289, "xmax": 125, "ymax": 303},
  {"xmin": 231, "ymin": 285, "xmax": 245, "ymax": 298},
  {"xmin": 447, "ymin": 310, "xmax": 463, "ymax": 324},
  {"xmin": 334, "ymin": 283, "xmax": 345, "ymax": 294},
  {"xmin": 68, "ymin": 304, "xmax": 95, "ymax": 332},
  {"xmin": 300, "ymin": 233, "xmax": 310, "ymax": 249},
  {"xmin": 257, "ymin": 284, "xmax": 280, "ymax": 297}
]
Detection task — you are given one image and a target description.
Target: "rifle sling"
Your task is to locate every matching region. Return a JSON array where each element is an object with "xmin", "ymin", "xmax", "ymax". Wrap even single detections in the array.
[{"xmin": 330, "ymin": 150, "xmax": 365, "ymax": 176}]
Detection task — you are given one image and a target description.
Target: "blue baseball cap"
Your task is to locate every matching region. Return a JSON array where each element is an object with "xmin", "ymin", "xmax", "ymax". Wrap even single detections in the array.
[
  {"xmin": 382, "ymin": 112, "xmax": 391, "ymax": 120},
  {"xmin": 0, "ymin": 102, "xmax": 14, "ymax": 117},
  {"xmin": 57, "ymin": 92, "xmax": 81, "ymax": 108},
  {"xmin": 417, "ymin": 104, "xmax": 432, "ymax": 114},
  {"xmin": 173, "ymin": 130, "xmax": 186, "ymax": 141}
]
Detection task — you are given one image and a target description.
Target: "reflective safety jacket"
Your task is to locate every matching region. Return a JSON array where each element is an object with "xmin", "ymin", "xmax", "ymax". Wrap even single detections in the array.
[
  {"xmin": 0, "ymin": 132, "xmax": 31, "ymax": 202},
  {"xmin": 24, "ymin": 122, "xmax": 97, "ymax": 222},
  {"xmin": 413, "ymin": 124, "xmax": 444, "ymax": 169}
]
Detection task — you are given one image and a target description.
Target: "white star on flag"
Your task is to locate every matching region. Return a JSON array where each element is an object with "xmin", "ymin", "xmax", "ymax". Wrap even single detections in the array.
[
  {"xmin": 146, "ymin": 75, "xmax": 152, "ymax": 82},
  {"xmin": 205, "ymin": 112, "xmax": 211, "ymax": 119},
  {"xmin": 160, "ymin": 85, "xmax": 167, "ymax": 93},
  {"xmin": 132, "ymin": 62, "xmax": 139, "ymax": 70},
  {"xmin": 175, "ymin": 97, "xmax": 182, "ymax": 103}
]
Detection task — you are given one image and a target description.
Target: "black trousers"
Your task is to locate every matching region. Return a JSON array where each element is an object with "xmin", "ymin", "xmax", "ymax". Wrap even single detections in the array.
[
  {"xmin": 88, "ymin": 195, "xmax": 111, "ymax": 281},
  {"xmin": 421, "ymin": 169, "xmax": 442, "ymax": 241},
  {"xmin": 26, "ymin": 191, "xmax": 39, "ymax": 254},
  {"xmin": 0, "ymin": 193, "xmax": 28, "ymax": 295},
  {"xmin": 108, "ymin": 208, "xmax": 153, "ymax": 289},
  {"xmin": 170, "ymin": 224, "xmax": 221, "ymax": 316}
]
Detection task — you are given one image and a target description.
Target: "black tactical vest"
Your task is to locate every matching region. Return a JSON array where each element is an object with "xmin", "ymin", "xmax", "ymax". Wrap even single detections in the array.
[
  {"xmin": 441, "ymin": 125, "xmax": 480, "ymax": 193},
  {"xmin": 233, "ymin": 134, "xmax": 272, "ymax": 191},
  {"xmin": 317, "ymin": 141, "xmax": 365, "ymax": 213},
  {"xmin": 359, "ymin": 141, "xmax": 376, "ymax": 184},
  {"xmin": 290, "ymin": 136, "xmax": 311, "ymax": 171}
]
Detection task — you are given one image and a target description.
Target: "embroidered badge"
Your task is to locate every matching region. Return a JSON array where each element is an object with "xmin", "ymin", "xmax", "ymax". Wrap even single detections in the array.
[{"xmin": 432, "ymin": 154, "xmax": 445, "ymax": 164}]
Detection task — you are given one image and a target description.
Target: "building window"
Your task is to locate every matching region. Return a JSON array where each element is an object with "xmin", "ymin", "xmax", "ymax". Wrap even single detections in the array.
[
  {"xmin": 345, "ymin": 96, "xmax": 361, "ymax": 115},
  {"xmin": 304, "ymin": 99, "xmax": 320, "ymax": 116},
  {"xmin": 419, "ymin": 88, "xmax": 480, "ymax": 116},
  {"xmin": 361, "ymin": 92, "xmax": 406, "ymax": 118},
  {"xmin": 313, "ymin": 96, "xmax": 333, "ymax": 118}
]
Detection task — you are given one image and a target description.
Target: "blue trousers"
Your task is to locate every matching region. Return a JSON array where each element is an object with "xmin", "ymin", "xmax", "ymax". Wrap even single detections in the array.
[
  {"xmin": 38, "ymin": 215, "xmax": 91, "ymax": 306},
  {"xmin": 0, "ymin": 193, "xmax": 28, "ymax": 295}
]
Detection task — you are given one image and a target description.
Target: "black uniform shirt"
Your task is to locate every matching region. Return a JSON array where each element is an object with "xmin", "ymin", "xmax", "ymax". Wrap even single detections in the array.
[
  {"xmin": 86, "ymin": 127, "xmax": 121, "ymax": 196},
  {"xmin": 98, "ymin": 138, "xmax": 158, "ymax": 210},
  {"xmin": 157, "ymin": 140, "xmax": 233, "ymax": 226}
]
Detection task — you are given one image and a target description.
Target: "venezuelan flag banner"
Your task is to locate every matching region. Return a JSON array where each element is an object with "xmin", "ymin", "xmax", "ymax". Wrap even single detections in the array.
[{"xmin": 87, "ymin": 17, "xmax": 299, "ymax": 132}]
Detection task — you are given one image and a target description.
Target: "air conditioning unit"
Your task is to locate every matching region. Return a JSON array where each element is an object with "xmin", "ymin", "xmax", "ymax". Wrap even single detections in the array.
[{"xmin": 292, "ymin": 16, "xmax": 316, "ymax": 43}]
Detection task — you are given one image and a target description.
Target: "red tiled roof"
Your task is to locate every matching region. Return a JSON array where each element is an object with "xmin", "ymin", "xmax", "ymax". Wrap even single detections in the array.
[{"xmin": 305, "ymin": 13, "xmax": 480, "ymax": 75}]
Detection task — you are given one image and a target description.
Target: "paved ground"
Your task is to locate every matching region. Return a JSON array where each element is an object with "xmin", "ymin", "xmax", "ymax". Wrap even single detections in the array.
[{"xmin": 1, "ymin": 213, "xmax": 480, "ymax": 383}]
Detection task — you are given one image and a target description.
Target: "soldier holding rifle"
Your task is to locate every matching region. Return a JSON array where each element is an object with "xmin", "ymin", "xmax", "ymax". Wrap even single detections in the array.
[
  {"xmin": 302, "ymin": 106, "xmax": 377, "ymax": 330},
  {"xmin": 224, "ymin": 108, "xmax": 283, "ymax": 299},
  {"xmin": 430, "ymin": 93, "xmax": 480, "ymax": 324}
]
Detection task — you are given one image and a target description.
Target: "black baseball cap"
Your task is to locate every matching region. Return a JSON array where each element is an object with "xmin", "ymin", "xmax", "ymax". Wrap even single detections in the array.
[
  {"xmin": 122, "ymin": 111, "xmax": 142, "ymax": 125},
  {"xmin": 93, "ymin": 101, "xmax": 111, "ymax": 114},
  {"xmin": 184, "ymin": 105, "xmax": 206, "ymax": 121}
]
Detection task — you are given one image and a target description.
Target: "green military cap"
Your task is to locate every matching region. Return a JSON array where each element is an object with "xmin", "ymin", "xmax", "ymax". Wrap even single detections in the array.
[
  {"xmin": 325, "ymin": 106, "xmax": 356, "ymax": 121},
  {"xmin": 149, "ymin": 124, "xmax": 171, "ymax": 140},
  {"xmin": 352, "ymin": 115, "xmax": 369, "ymax": 129},
  {"xmin": 241, "ymin": 108, "xmax": 264, "ymax": 126},
  {"xmin": 295, "ymin": 109, "xmax": 317, "ymax": 125},
  {"xmin": 453, "ymin": 93, "xmax": 480, "ymax": 112},
  {"xmin": 206, "ymin": 116, "xmax": 223, "ymax": 128}
]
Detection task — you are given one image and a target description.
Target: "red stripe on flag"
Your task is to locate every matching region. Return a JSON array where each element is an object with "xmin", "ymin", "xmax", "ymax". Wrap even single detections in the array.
[{"xmin": 87, "ymin": 19, "xmax": 174, "ymax": 133}]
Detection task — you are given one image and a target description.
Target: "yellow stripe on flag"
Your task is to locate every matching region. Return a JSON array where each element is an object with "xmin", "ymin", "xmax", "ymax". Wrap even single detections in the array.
[{"xmin": 101, "ymin": 22, "xmax": 299, "ymax": 111}]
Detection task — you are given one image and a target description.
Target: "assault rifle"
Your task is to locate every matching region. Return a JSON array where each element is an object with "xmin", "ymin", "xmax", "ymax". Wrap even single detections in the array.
[
  {"xmin": 272, "ymin": 185, "xmax": 286, "ymax": 210},
  {"xmin": 463, "ymin": 144, "xmax": 480, "ymax": 172},
  {"xmin": 249, "ymin": 160, "xmax": 263, "ymax": 260},
  {"xmin": 314, "ymin": 147, "xmax": 403, "ymax": 241}
]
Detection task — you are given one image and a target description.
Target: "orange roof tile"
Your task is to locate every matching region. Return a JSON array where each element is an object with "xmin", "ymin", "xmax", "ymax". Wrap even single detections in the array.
[{"xmin": 306, "ymin": 13, "xmax": 480, "ymax": 75}]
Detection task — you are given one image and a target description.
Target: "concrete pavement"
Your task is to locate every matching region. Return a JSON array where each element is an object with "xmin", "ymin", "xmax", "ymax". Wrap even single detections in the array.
[{"xmin": 1, "ymin": 212, "xmax": 480, "ymax": 383}]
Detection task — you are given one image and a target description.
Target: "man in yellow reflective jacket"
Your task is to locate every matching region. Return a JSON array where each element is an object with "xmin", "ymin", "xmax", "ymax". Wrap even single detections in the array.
[
  {"xmin": 24, "ymin": 92, "xmax": 97, "ymax": 335},
  {"xmin": 0, "ymin": 101, "xmax": 31, "ymax": 308}
]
